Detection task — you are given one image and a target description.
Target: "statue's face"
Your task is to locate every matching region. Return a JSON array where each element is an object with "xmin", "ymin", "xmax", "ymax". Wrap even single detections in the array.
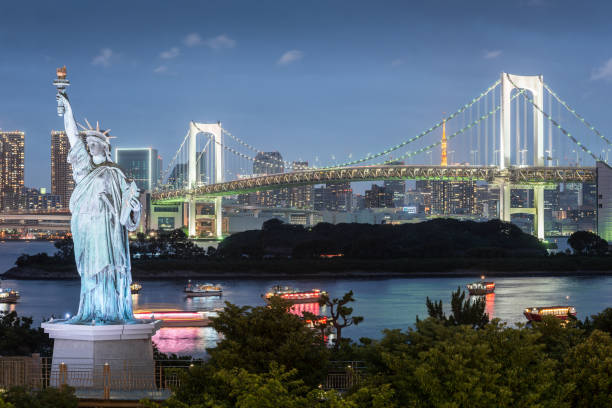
[{"xmin": 87, "ymin": 138, "xmax": 108, "ymax": 163}]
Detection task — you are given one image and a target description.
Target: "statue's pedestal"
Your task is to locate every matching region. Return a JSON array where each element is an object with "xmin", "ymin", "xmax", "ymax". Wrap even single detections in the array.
[{"xmin": 41, "ymin": 320, "xmax": 162, "ymax": 390}]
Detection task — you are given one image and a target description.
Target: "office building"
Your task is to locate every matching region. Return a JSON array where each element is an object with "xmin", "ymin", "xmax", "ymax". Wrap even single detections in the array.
[
  {"xmin": 24, "ymin": 187, "xmax": 62, "ymax": 211},
  {"xmin": 51, "ymin": 131, "xmax": 75, "ymax": 208},
  {"xmin": 0, "ymin": 131, "xmax": 25, "ymax": 211},
  {"xmin": 239, "ymin": 151, "xmax": 287, "ymax": 207},
  {"xmin": 288, "ymin": 161, "xmax": 312, "ymax": 209},
  {"xmin": 313, "ymin": 182, "xmax": 352, "ymax": 211},
  {"xmin": 115, "ymin": 148, "xmax": 160, "ymax": 191},
  {"xmin": 365, "ymin": 184, "xmax": 392, "ymax": 208}
]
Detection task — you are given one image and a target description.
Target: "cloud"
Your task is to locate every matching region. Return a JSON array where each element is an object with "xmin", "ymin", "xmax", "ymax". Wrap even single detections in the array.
[
  {"xmin": 184, "ymin": 33, "xmax": 236, "ymax": 49},
  {"xmin": 278, "ymin": 50, "xmax": 304, "ymax": 65},
  {"xmin": 184, "ymin": 33, "xmax": 203, "ymax": 47},
  {"xmin": 153, "ymin": 65, "xmax": 168, "ymax": 74},
  {"xmin": 483, "ymin": 50, "xmax": 502, "ymax": 59},
  {"xmin": 592, "ymin": 58, "xmax": 612, "ymax": 81},
  {"xmin": 391, "ymin": 59, "xmax": 404, "ymax": 67},
  {"xmin": 160, "ymin": 47, "xmax": 180, "ymax": 59},
  {"xmin": 92, "ymin": 48, "xmax": 113, "ymax": 67}
]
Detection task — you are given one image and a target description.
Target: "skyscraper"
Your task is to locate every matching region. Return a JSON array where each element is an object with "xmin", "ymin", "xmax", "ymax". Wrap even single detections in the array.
[
  {"xmin": 244, "ymin": 151, "xmax": 286, "ymax": 207},
  {"xmin": 115, "ymin": 148, "xmax": 160, "ymax": 191},
  {"xmin": 384, "ymin": 161, "xmax": 405, "ymax": 207},
  {"xmin": 51, "ymin": 131, "xmax": 74, "ymax": 208},
  {"xmin": 0, "ymin": 131, "xmax": 25, "ymax": 211},
  {"xmin": 288, "ymin": 161, "xmax": 312, "ymax": 209},
  {"xmin": 365, "ymin": 184, "xmax": 392, "ymax": 208}
]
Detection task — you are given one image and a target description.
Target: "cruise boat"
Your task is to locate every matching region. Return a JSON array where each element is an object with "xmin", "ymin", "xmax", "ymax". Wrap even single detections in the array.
[
  {"xmin": 0, "ymin": 287, "xmax": 19, "ymax": 303},
  {"xmin": 184, "ymin": 281, "xmax": 223, "ymax": 297},
  {"xmin": 263, "ymin": 285, "xmax": 327, "ymax": 304},
  {"xmin": 130, "ymin": 282, "xmax": 142, "ymax": 294},
  {"xmin": 133, "ymin": 309, "xmax": 212, "ymax": 327},
  {"xmin": 466, "ymin": 281, "xmax": 495, "ymax": 296},
  {"xmin": 523, "ymin": 306, "xmax": 577, "ymax": 322}
]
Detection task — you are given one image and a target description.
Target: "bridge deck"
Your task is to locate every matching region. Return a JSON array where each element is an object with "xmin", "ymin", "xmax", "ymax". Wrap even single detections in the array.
[{"xmin": 152, "ymin": 165, "xmax": 596, "ymax": 203}]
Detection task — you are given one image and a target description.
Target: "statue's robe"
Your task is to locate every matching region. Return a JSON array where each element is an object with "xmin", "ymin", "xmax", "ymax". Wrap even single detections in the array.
[{"xmin": 68, "ymin": 137, "xmax": 141, "ymax": 323}]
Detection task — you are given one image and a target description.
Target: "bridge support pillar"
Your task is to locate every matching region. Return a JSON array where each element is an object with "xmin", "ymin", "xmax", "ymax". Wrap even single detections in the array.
[
  {"xmin": 188, "ymin": 196, "xmax": 196, "ymax": 238},
  {"xmin": 534, "ymin": 185, "xmax": 545, "ymax": 240},
  {"xmin": 214, "ymin": 197, "xmax": 223, "ymax": 239},
  {"xmin": 499, "ymin": 183, "xmax": 511, "ymax": 222}
]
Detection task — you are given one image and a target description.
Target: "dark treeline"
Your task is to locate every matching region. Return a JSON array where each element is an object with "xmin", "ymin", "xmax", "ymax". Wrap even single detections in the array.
[{"xmin": 218, "ymin": 218, "xmax": 547, "ymax": 259}]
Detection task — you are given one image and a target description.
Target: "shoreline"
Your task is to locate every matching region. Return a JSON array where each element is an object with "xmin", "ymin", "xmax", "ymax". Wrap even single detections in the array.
[{"xmin": 4, "ymin": 265, "xmax": 612, "ymax": 280}]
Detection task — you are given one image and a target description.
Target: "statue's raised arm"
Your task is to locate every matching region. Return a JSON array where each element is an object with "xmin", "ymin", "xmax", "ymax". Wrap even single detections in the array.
[{"xmin": 54, "ymin": 66, "xmax": 79, "ymax": 148}]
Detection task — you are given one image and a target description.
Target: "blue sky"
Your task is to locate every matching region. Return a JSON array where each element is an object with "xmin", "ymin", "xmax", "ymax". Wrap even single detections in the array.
[{"xmin": 1, "ymin": 0, "xmax": 612, "ymax": 188}]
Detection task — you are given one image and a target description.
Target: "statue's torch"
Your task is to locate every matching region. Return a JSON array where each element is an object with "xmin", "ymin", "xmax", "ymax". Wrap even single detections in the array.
[{"xmin": 53, "ymin": 66, "xmax": 70, "ymax": 116}]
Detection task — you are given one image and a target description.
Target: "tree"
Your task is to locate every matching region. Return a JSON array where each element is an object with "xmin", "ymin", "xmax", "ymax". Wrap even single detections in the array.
[
  {"xmin": 568, "ymin": 230, "xmax": 608, "ymax": 255},
  {"xmin": 318, "ymin": 291, "xmax": 363, "ymax": 350},
  {"xmin": 207, "ymin": 298, "xmax": 330, "ymax": 386},
  {"xmin": 2, "ymin": 386, "xmax": 77, "ymax": 408},
  {"xmin": 53, "ymin": 237, "xmax": 74, "ymax": 262},
  {"xmin": 562, "ymin": 330, "xmax": 612, "ymax": 407},
  {"xmin": 582, "ymin": 307, "xmax": 612, "ymax": 335},
  {"xmin": 0, "ymin": 312, "xmax": 52, "ymax": 356},
  {"xmin": 424, "ymin": 286, "xmax": 489, "ymax": 328}
]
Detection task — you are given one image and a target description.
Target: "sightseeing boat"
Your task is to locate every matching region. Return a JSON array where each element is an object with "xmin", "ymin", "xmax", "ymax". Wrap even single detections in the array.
[
  {"xmin": 466, "ymin": 281, "xmax": 495, "ymax": 296},
  {"xmin": 263, "ymin": 285, "xmax": 327, "ymax": 304},
  {"xmin": 0, "ymin": 287, "xmax": 19, "ymax": 303},
  {"xmin": 130, "ymin": 282, "xmax": 142, "ymax": 294},
  {"xmin": 134, "ymin": 309, "xmax": 211, "ymax": 327},
  {"xmin": 523, "ymin": 306, "xmax": 577, "ymax": 322},
  {"xmin": 184, "ymin": 281, "xmax": 223, "ymax": 297}
]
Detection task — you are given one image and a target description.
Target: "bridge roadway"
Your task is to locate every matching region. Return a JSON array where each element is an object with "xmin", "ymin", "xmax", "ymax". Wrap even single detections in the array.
[{"xmin": 151, "ymin": 165, "xmax": 596, "ymax": 204}]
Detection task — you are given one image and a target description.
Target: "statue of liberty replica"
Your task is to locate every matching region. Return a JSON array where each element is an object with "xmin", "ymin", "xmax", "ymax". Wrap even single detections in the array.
[
  {"xmin": 43, "ymin": 67, "xmax": 159, "ymax": 391},
  {"xmin": 55, "ymin": 66, "xmax": 141, "ymax": 324}
]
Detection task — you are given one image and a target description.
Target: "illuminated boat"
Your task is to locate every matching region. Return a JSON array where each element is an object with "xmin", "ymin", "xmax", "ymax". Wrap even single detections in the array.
[
  {"xmin": 466, "ymin": 281, "xmax": 495, "ymax": 296},
  {"xmin": 133, "ymin": 309, "xmax": 211, "ymax": 327},
  {"xmin": 130, "ymin": 282, "xmax": 142, "ymax": 294},
  {"xmin": 523, "ymin": 306, "xmax": 577, "ymax": 322},
  {"xmin": 263, "ymin": 285, "xmax": 327, "ymax": 304},
  {"xmin": 0, "ymin": 287, "xmax": 19, "ymax": 303},
  {"xmin": 184, "ymin": 281, "xmax": 223, "ymax": 297}
]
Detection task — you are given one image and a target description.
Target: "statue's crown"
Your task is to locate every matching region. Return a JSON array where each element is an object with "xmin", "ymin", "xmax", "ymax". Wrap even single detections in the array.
[{"xmin": 77, "ymin": 118, "xmax": 114, "ymax": 145}]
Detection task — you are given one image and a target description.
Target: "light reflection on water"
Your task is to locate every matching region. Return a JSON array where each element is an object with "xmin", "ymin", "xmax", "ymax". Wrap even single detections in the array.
[{"xmin": 1, "ymin": 243, "xmax": 612, "ymax": 357}]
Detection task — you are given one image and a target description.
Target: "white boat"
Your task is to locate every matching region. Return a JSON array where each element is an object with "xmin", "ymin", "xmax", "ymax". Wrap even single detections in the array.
[{"xmin": 184, "ymin": 281, "xmax": 223, "ymax": 297}]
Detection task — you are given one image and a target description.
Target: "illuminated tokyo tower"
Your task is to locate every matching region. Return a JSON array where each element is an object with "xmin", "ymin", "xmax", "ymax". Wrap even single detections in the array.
[{"xmin": 440, "ymin": 118, "xmax": 448, "ymax": 166}]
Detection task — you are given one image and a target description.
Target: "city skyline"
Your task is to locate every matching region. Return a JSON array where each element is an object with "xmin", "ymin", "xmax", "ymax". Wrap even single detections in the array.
[{"xmin": 1, "ymin": 1, "xmax": 612, "ymax": 188}]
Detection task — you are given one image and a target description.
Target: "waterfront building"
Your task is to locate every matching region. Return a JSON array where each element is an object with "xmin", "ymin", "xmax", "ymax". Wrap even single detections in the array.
[
  {"xmin": 24, "ymin": 187, "xmax": 62, "ymax": 211},
  {"xmin": 51, "ymin": 131, "xmax": 74, "ymax": 208},
  {"xmin": 288, "ymin": 161, "xmax": 312, "ymax": 209},
  {"xmin": 365, "ymin": 184, "xmax": 392, "ymax": 208},
  {"xmin": 115, "ymin": 148, "xmax": 160, "ymax": 191},
  {"xmin": 0, "ymin": 131, "xmax": 25, "ymax": 211}
]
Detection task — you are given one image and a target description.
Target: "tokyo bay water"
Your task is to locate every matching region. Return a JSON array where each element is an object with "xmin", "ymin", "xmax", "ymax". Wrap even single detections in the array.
[{"xmin": 1, "ymin": 241, "xmax": 612, "ymax": 357}]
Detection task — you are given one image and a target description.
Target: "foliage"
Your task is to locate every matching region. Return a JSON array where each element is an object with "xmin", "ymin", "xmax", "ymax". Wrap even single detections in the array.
[
  {"xmin": 424, "ymin": 286, "xmax": 489, "ymax": 328},
  {"xmin": 218, "ymin": 218, "xmax": 546, "ymax": 260},
  {"xmin": 582, "ymin": 307, "xmax": 612, "ymax": 335},
  {"xmin": 568, "ymin": 230, "xmax": 608, "ymax": 255},
  {"xmin": 0, "ymin": 312, "xmax": 52, "ymax": 356},
  {"xmin": 561, "ymin": 330, "xmax": 612, "ymax": 407},
  {"xmin": 315, "ymin": 291, "xmax": 363, "ymax": 349},
  {"xmin": 130, "ymin": 229, "xmax": 206, "ymax": 259},
  {"xmin": 207, "ymin": 298, "xmax": 330, "ymax": 386},
  {"xmin": 2, "ymin": 386, "xmax": 77, "ymax": 408}
]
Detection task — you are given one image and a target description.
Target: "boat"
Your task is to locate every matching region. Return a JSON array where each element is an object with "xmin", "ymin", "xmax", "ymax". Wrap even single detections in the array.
[
  {"xmin": 466, "ymin": 281, "xmax": 495, "ymax": 296},
  {"xmin": 263, "ymin": 285, "xmax": 327, "ymax": 304},
  {"xmin": 0, "ymin": 287, "xmax": 20, "ymax": 303},
  {"xmin": 184, "ymin": 281, "xmax": 223, "ymax": 297},
  {"xmin": 130, "ymin": 282, "xmax": 142, "ymax": 294},
  {"xmin": 523, "ymin": 306, "xmax": 577, "ymax": 322},
  {"xmin": 133, "ymin": 309, "xmax": 211, "ymax": 327}
]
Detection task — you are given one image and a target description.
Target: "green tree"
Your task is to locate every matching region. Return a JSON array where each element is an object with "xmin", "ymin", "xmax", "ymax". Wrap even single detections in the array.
[
  {"xmin": 207, "ymin": 298, "xmax": 329, "ymax": 386},
  {"xmin": 581, "ymin": 307, "xmax": 612, "ymax": 335},
  {"xmin": 318, "ymin": 291, "xmax": 363, "ymax": 350},
  {"xmin": 568, "ymin": 230, "xmax": 608, "ymax": 255},
  {"xmin": 2, "ymin": 386, "xmax": 77, "ymax": 408},
  {"xmin": 424, "ymin": 286, "xmax": 489, "ymax": 328},
  {"xmin": 562, "ymin": 330, "xmax": 612, "ymax": 407},
  {"xmin": 0, "ymin": 312, "xmax": 52, "ymax": 356}
]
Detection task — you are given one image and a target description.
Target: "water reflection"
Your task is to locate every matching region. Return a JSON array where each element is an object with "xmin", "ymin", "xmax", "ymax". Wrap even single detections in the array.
[
  {"xmin": 485, "ymin": 293, "xmax": 495, "ymax": 318},
  {"xmin": 152, "ymin": 327, "xmax": 221, "ymax": 357},
  {"xmin": 0, "ymin": 303, "xmax": 16, "ymax": 315}
]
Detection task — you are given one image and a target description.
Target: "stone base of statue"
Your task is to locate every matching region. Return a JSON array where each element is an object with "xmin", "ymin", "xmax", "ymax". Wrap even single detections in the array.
[{"xmin": 41, "ymin": 319, "xmax": 162, "ymax": 394}]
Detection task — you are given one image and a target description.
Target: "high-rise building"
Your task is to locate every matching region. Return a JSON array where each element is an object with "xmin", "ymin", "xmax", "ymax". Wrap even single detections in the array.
[
  {"xmin": 384, "ymin": 161, "xmax": 405, "ymax": 207},
  {"xmin": 0, "ymin": 131, "xmax": 25, "ymax": 211},
  {"xmin": 242, "ymin": 151, "xmax": 286, "ymax": 207},
  {"xmin": 365, "ymin": 184, "xmax": 392, "ymax": 208},
  {"xmin": 288, "ymin": 161, "xmax": 312, "ymax": 209},
  {"xmin": 313, "ymin": 182, "xmax": 352, "ymax": 211},
  {"xmin": 51, "ymin": 131, "xmax": 74, "ymax": 208},
  {"xmin": 432, "ymin": 180, "xmax": 476, "ymax": 215},
  {"xmin": 415, "ymin": 180, "xmax": 433, "ymax": 213},
  {"xmin": 167, "ymin": 163, "xmax": 188, "ymax": 189},
  {"xmin": 24, "ymin": 187, "xmax": 62, "ymax": 211},
  {"xmin": 115, "ymin": 148, "xmax": 160, "ymax": 191}
]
